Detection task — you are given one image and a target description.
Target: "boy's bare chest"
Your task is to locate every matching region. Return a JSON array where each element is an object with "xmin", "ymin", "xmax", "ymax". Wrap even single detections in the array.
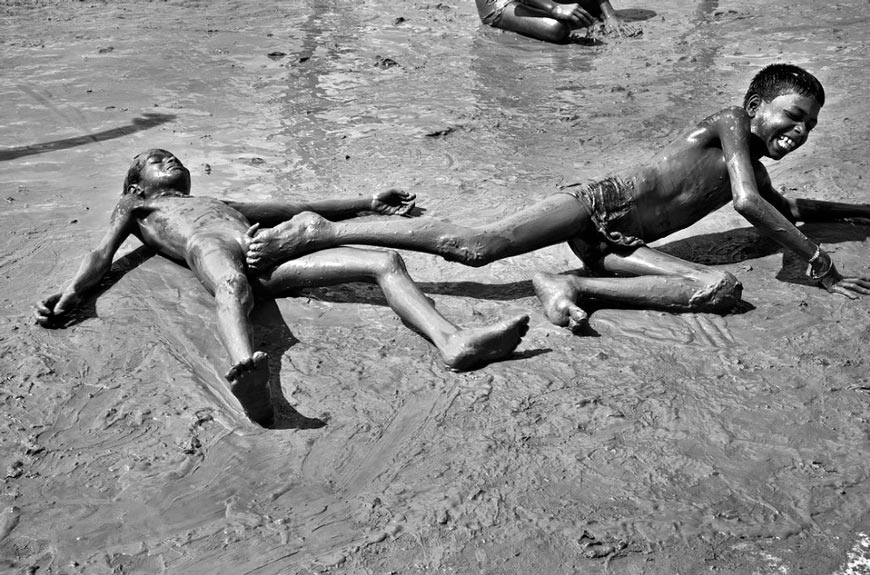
[{"xmin": 139, "ymin": 197, "xmax": 246, "ymax": 228}]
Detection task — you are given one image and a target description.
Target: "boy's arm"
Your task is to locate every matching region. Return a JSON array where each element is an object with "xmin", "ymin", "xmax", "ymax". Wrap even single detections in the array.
[
  {"xmin": 717, "ymin": 109, "xmax": 870, "ymax": 297},
  {"xmin": 716, "ymin": 109, "xmax": 819, "ymax": 259},
  {"xmin": 35, "ymin": 197, "xmax": 138, "ymax": 325},
  {"xmin": 227, "ymin": 189, "xmax": 415, "ymax": 226}
]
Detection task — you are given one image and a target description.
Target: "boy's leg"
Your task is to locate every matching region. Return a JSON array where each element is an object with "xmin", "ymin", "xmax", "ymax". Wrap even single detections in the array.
[
  {"xmin": 494, "ymin": 0, "xmax": 606, "ymax": 43},
  {"xmin": 534, "ymin": 246, "xmax": 743, "ymax": 331},
  {"xmin": 257, "ymin": 247, "xmax": 529, "ymax": 371},
  {"xmin": 495, "ymin": 2, "xmax": 573, "ymax": 43},
  {"xmin": 247, "ymin": 194, "xmax": 590, "ymax": 271},
  {"xmin": 187, "ymin": 239, "xmax": 272, "ymax": 425}
]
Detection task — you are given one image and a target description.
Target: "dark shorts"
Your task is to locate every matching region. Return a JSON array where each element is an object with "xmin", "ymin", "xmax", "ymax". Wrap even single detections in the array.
[{"xmin": 558, "ymin": 176, "xmax": 646, "ymax": 269}]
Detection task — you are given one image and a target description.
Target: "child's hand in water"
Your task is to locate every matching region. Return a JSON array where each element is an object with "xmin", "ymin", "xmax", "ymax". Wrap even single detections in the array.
[
  {"xmin": 371, "ymin": 189, "xmax": 416, "ymax": 216},
  {"xmin": 35, "ymin": 292, "xmax": 78, "ymax": 327}
]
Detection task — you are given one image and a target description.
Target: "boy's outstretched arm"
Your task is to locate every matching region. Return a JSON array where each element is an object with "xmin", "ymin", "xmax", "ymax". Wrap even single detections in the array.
[
  {"xmin": 227, "ymin": 189, "xmax": 415, "ymax": 227},
  {"xmin": 717, "ymin": 109, "xmax": 870, "ymax": 297},
  {"xmin": 35, "ymin": 197, "xmax": 137, "ymax": 326}
]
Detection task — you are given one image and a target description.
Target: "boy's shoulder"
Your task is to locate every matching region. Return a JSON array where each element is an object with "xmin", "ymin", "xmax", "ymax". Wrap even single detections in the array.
[
  {"xmin": 698, "ymin": 106, "xmax": 751, "ymax": 132},
  {"xmin": 671, "ymin": 106, "xmax": 752, "ymax": 150}
]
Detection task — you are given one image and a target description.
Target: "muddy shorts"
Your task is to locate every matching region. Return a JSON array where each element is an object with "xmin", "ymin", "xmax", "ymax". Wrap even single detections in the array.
[
  {"xmin": 559, "ymin": 176, "xmax": 646, "ymax": 268},
  {"xmin": 475, "ymin": 0, "xmax": 514, "ymax": 26}
]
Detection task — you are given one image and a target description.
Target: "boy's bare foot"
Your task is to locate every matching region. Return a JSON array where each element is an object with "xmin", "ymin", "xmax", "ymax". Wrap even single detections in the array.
[
  {"xmin": 246, "ymin": 212, "xmax": 334, "ymax": 272},
  {"xmin": 226, "ymin": 351, "xmax": 273, "ymax": 426},
  {"xmin": 533, "ymin": 272, "xmax": 589, "ymax": 334},
  {"xmin": 441, "ymin": 315, "xmax": 529, "ymax": 371}
]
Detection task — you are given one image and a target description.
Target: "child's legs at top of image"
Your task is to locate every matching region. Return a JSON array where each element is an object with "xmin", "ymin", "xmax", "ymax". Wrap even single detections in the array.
[
  {"xmin": 476, "ymin": 0, "xmax": 606, "ymax": 43},
  {"xmin": 490, "ymin": 1, "xmax": 572, "ymax": 43},
  {"xmin": 475, "ymin": 0, "xmax": 515, "ymax": 26}
]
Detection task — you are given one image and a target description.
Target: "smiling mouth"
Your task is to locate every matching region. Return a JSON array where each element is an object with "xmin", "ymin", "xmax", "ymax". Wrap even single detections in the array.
[{"xmin": 775, "ymin": 135, "xmax": 798, "ymax": 153}]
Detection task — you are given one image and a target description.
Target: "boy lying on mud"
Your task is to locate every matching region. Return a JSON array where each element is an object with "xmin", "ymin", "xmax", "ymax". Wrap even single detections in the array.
[
  {"xmin": 35, "ymin": 149, "xmax": 529, "ymax": 426},
  {"xmin": 246, "ymin": 64, "xmax": 870, "ymax": 332},
  {"xmin": 475, "ymin": 0, "xmax": 639, "ymax": 44}
]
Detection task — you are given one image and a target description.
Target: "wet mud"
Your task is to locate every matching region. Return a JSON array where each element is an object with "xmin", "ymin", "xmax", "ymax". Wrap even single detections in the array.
[{"xmin": 2, "ymin": 1, "xmax": 870, "ymax": 573}]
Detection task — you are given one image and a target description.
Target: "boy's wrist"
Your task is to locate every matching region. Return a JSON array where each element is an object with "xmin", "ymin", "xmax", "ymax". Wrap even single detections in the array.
[{"xmin": 806, "ymin": 246, "xmax": 837, "ymax": 287}]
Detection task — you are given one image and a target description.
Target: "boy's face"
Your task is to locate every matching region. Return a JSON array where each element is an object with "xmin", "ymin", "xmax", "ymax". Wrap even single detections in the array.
[
  {"xmin": 138, "ymin": 150, "xmax": 191, "ymax": 196},
  {"xmin": 748, "ymin": 92, "xmax": 821, "ymax": 160}
]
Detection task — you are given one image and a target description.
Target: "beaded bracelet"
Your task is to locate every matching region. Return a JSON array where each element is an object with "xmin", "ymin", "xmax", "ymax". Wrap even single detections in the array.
[{"xmin": 806, "ymin": 246, "xmax": 834, "ymax": 281}]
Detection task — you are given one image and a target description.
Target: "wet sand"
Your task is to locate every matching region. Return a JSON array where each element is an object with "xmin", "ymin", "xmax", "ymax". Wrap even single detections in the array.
[{"xmin": 2, "ymin": 0, "xmax": 870, "ymax": 573}]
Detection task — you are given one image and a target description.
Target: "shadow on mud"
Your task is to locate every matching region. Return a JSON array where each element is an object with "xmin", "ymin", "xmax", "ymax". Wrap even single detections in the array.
[
  {"xmin": 657, "ymin": 221, "xmax": 870, "ymax": 286},
  {"xmin": 0, "ymin": 112, "xmax": 176, "ymax": 161},
  {"xmin": 38, "ymin": 245, "xmax": 325, "ymax": 431},
  {"xmin": 616, "ymin": 8, "xmax": 657, "ymax": 22}
]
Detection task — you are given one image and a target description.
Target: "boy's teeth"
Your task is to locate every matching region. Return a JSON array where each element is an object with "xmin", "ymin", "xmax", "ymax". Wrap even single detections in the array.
[{"xmin": 778, "ymin": 135, "xmax": 794, "ymax": 150}]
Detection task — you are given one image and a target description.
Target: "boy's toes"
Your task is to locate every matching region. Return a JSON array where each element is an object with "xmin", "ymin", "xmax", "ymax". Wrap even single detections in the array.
[
  {"xmin": 225, "ymin": 357, "xmax": 253, "ymax": 381},
  {"xmin": 566, "ymin": 305, "xmax": 589, "ymax": 334}
]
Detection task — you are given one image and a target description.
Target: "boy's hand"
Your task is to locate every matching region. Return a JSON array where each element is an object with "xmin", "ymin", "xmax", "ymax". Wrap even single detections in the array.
[
  {"xmin": 807, "ymin": 249, "xmax": 870, "ymax": 298},
  {"xmin": 823, "ymin": 272, "xmax": 870, "ymax": 299},
  {"xmin": 35, "ymin": 292, "xmax": 78, "ymax": 327},
  {"xmin": 371, "ymin": 189, "xmax": 416, "ymax": 216},
  {"xmin": 550, "ymin": 3, "xmax": 594, "ymax": 27}
]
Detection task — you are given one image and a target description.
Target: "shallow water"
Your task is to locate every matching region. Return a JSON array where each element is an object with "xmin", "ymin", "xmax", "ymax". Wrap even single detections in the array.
[{"xmin": 2, "ymin": 1, "xmax": 870, "ymax": 573}]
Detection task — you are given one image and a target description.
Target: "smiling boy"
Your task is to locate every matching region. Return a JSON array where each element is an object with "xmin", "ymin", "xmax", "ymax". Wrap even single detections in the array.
[
  {"xmin": 245, "ymin": 64, "xmax": 870, "ymax": 330},
  {"xmin": 35, "ymin": 150, "xmax": 529, "ymax": 426}
]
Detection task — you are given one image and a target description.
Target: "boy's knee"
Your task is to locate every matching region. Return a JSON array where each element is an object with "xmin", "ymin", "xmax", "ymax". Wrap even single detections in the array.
[
  {"xmin": 689, "ymin": 270, "xmax": 743, "ymax": 313},
  {"xmin": 536, "ymin": 21, "xmax": 571, "ymax": 43},
  {"xmin": 436, "ymin": 236, "xmax": 496, "ymax": 267},
  {"xmin": 218, "ymin": 271, "xmax": 253, "ymax": 299},
  {"xmin": 374, "ymin": 250, "xmax": 407, "ymax": 275}
]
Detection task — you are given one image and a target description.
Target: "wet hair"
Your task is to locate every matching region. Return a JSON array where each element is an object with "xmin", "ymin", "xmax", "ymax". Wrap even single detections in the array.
[
  {"xmin": 743, "ymin": 63, "xmax": 825, "ymax": 108},
  {"xmin": 122, "ymin": 148, "xmax": 172, "ymax": 193}
]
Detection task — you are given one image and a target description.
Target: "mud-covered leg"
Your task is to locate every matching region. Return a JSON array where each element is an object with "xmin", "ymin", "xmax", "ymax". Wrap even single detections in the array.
[
  {"xmin": 534, "ymin": 246, "xmax": 743, "ymax": 331},
  {"xmin": 259, "ymin": 247, "xmax": 529, "ymax": 371},
  {"xmin": 188, "ymin": 238, "xmax": 274, "ymax": 426},
  {"xmin": 247, "ymin": 194, "xmax": 589, "ymax": 271},
  {"xmin": 226, "ymin": 351, "xmax": 273, "ymax": 426},
  {"xmin": 533, "ymin": 272, "xmax": 591, "ymax": 333}
]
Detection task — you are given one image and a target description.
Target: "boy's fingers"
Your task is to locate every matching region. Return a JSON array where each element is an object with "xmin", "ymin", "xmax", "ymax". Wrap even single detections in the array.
[
  {"xmin": 832, "ymin": 285, "xmax": 858, "ymax": 299},
  {"xmin": 246, "ymin": 223, "xmax": 260, "ymax": 237},
  {"xmin": 839, "ymin": 277, "xmax": 870, "ymax": 294}
]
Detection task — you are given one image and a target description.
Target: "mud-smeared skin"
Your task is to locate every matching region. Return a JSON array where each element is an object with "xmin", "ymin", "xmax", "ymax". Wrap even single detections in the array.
[
  {"xmin": 441, "ymin": 314, "xmax": 530, "ymax": 371},
  {"xmin": 532, "ymin": 272, "xmax": 590, "ymax": 332},
  {"xmin": 5, "ymin": 1, "xmax": 870, "ymax": 574},
  {"xmin": 246, "ymin": 212, "xmax": 331, "ymax": 271}
]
